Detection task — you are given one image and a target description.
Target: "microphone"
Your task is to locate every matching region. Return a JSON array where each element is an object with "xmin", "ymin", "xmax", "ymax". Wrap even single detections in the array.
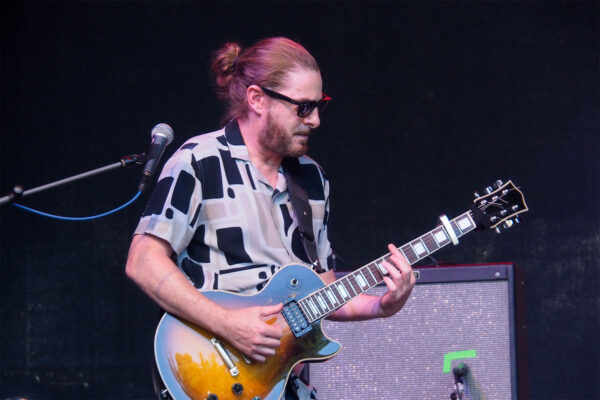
[{"xmin": 138, "ymin": 123, "xmax": 174, "ymax": 192}]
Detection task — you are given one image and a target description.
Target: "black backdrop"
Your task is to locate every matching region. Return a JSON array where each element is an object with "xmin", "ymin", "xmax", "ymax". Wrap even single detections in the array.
[{"xmin": 1, "ymin": 2, "xmax": 598, "ymax": 399}]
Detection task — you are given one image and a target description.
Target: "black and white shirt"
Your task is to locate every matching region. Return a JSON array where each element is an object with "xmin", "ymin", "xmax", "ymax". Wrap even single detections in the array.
[{"xmin": 135, "ymin": 120, "xmax": 331, "ymax": 295}]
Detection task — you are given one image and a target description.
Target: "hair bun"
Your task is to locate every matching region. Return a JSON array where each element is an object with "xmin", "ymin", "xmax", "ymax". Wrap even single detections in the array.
[{"xmin": 211, "ymin": 42, "xmax": 242, "ymax": 98}]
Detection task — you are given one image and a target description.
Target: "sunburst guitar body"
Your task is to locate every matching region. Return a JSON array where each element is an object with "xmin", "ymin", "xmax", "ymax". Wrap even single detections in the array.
[{"xmin": 154, "ymin": 264, "xmax": 340, "ymax": 400}]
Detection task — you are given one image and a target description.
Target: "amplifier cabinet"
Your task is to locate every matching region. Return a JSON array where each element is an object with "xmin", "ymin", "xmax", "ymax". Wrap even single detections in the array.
[{"xmin": 309, "ymin": 263, "xmax": 527, "ymax": 400}]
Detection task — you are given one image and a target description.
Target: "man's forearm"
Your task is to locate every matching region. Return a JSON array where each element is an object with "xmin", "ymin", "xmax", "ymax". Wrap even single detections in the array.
[
  {"xmin": 326, "ymin": 293, "xmax": 384, "ymax": 321},
  {"xmin": 125, "ymin": 234, "xmax": 227, "ymax": 333}
]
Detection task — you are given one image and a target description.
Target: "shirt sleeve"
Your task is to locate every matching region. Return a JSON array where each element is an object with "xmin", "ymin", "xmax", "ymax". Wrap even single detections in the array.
[
  {"xmin": 316, "ymin": 176, "xmax": 333, "ymax": 272},
  {"xmin": 134, "ymin": 149, "xmax": 203, "ymax": 256}
]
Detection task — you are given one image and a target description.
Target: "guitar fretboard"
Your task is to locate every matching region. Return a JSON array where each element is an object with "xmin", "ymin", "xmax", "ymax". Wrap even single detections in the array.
[{"xmin": 298, "ymin": 211, "xmax": 476, "ymax": 323}]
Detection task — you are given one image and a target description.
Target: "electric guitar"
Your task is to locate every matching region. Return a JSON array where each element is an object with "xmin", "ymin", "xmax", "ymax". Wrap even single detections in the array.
[{"xmin": 154, "ymin": 180, "xmax": 528, "ymax": 400}]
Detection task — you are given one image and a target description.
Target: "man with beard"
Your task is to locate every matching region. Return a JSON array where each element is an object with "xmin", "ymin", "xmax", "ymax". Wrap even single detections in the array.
[{"xmin": 126, "ymin": 37, "xmax": 416, "ymax": 399}]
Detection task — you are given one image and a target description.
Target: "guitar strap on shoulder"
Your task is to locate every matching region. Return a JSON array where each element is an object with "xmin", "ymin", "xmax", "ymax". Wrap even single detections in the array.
[{"xmin": 282, "ymin": 157, "xmax": 325, "ymax": 274}]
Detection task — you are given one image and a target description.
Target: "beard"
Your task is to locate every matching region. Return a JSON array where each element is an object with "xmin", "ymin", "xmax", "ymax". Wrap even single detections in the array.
[{"xmin": 259, "ymin": 111, "xmax": 311, "ymax": 158}]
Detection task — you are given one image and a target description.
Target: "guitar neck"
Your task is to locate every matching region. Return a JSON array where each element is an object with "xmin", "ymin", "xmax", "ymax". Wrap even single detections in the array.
[{"xmin": 298, "ymin": 211, "xmax": 477, "ymax": 323}]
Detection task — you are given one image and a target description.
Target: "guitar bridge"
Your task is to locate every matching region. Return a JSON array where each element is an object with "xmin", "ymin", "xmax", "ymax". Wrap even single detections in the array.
[
  {"xmin": 210, "ymin": 337, "xmax": 239, "ymax": 377},
  {"xmin": 282, "ymin": 298, "xmax": 312, "ymax": 337}
]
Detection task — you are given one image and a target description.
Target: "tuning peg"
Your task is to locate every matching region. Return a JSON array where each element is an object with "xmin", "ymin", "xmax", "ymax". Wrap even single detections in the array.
[
  {"xmin": 494, "ymin": 180, "xmax": 504, "ymax": 188},
  {"xmin": 495, "ymin": 227, "xmax": 502, "ymax": 234},
  {"xmin": 512, "ymin": 205, "xmax": 519, "ymax": 211},
  {"xmin": 503, "ymin": 220, "xmax": 514, "ymax": 229},
  {"xmin": 515, "ymin": 217, "xmax": 521, "ymax": 224},
  {"xmin": 474, "ymin": 191, "xmax": 481, "ymax": 198},
  {"xmin": 500, "ymin": 209, "xmax": 508, "ymax": 216},
  {"xmin": 485, "ymin": 186, "xmax": 494, "ymax": 194}
]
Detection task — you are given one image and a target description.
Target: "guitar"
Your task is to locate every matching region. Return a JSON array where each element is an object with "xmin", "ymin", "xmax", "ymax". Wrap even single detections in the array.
[{"xmin": 154, "ymin": 180, "xmax": 528, "ymax": 400}]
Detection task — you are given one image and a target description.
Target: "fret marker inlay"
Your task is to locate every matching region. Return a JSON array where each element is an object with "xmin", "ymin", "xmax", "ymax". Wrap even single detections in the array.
[
  {"xmin": 325, "ymin": 289, "xmax": 337, "ymax": 305},
  {"xmin": 413, "ymin": 242, "xmax": 427, "ymax": 255},
  {"xmin": 434, "ymin": 230, "xmax": 448, "ymax": 243},
  {"xmin": 458, "ymin": 216, "xmax": 472, "ymax": 231},
  {"xmin": 356, "ymin": 274, "xmax": 368, "ymax": 288},
  {"xmin": 337, "ymin": 283, "xmax": 349, "ymax": 299}
]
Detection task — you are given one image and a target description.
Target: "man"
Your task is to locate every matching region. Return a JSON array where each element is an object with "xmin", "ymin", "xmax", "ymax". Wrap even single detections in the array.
[{"xmin": 126, "ymin": 37, "xmax": 416, "ymax": 399}]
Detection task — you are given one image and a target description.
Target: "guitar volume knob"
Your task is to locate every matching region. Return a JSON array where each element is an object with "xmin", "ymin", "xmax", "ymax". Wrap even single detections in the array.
[
  {"xmin": 232, "ymin": 383, "xmax": 244, "ymax": 395},
  {"xmin": 207, "ymin": 394, "xmax": 218, "ymax": 400}
]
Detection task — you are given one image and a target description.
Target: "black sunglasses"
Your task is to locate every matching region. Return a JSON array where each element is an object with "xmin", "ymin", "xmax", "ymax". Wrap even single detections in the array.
[{"xmin": 261, "ymin": 87, "xmax": 331, "ymax": 118}]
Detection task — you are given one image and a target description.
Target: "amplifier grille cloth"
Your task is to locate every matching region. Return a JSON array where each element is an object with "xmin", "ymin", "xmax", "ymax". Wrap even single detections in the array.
[{"xmin": 310, "ymin": 280, "xmax": 513, "ymax": 399}]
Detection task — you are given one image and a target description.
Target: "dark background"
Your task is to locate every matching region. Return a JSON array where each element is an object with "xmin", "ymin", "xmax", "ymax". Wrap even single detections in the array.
[{"xmin": 1, "ymin": 1, "xmax": 598, "ymax": 399}]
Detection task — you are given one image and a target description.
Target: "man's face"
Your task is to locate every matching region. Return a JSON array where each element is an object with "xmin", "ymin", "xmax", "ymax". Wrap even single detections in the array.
[{"xmin": 259, "ymin": 68, "xmax": 323, "ymax": 158}]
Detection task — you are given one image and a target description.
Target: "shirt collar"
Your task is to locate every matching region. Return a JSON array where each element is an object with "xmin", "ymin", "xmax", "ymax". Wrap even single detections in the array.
[
  {"xmin": 224, "ymin": 119, "xmax": 251, "ymax": 161},
  {"xmin": 224, "ymin": 119, "xmax": 289, "ymax": 192}
]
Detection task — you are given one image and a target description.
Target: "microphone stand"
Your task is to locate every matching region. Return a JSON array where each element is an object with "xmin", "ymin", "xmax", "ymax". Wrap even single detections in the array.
[
  {"xmin": 0, "ymin": 154, "xmax": 145, "ymax": 206},
  {"xmin": 450, "ymin": 363, "xmax": 469, "ymax": 400}
]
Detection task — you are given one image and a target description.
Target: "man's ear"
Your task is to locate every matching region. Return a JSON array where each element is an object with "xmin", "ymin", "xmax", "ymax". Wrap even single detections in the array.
[{"xmin": 246, "ymin": 85, "xmax": 265, "ymax": 116}]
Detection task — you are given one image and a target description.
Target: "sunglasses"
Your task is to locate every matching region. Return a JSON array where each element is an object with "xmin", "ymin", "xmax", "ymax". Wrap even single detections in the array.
[{"xmin": 261, "ymin": 87, "xmax": 331, "ymax": 118}]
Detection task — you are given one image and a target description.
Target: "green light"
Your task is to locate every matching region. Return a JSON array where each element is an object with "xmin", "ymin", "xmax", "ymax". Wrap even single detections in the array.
[{"xmin": 443, "ymin": 349, "xmax": 477, "ymax": 373}]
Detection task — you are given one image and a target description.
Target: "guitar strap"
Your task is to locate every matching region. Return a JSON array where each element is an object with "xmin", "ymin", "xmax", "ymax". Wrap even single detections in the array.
[{"xmin": 282, "ymin": 157, "xmax": 325, "ymax": 274}]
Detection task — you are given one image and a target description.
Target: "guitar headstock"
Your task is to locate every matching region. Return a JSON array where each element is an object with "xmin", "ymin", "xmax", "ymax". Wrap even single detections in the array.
[{"xmin": 470, "ymin": 180, "xmax": 528, "ymax": 232}]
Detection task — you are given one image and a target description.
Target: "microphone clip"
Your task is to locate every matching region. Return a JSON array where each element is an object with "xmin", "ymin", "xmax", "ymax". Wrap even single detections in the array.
[{"xmin": 120, "ymin": 153, "xmax": 146, "ymax": 168}]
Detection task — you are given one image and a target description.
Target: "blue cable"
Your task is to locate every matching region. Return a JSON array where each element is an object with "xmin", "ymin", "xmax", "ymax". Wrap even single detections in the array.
[{"xmin": 11, "ymin": 191, "xmax": 142, "ymax": 221}]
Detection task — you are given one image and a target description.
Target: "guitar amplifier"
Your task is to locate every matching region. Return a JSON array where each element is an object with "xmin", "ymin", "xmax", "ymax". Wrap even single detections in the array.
[{"xmin": 309, "ymin": 263, "xmax": 528, "ymax": 400}]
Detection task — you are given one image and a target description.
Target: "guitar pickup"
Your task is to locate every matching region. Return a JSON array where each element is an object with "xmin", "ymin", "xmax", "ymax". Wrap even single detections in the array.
[{"xmin": 282, "ymin": 299, "xmax": 312, "ymax": 337}]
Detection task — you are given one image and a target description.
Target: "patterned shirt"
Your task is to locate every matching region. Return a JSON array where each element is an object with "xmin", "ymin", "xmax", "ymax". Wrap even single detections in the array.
[{"xmin": 135, "ymin": 120, "xmax": 331, "ymax": 295}]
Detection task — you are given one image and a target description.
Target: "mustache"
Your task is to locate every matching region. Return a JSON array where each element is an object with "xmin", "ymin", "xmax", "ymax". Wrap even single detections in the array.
[{"xmin": 295, "ymin": 128, "xmax": 313, "ymax": 136}]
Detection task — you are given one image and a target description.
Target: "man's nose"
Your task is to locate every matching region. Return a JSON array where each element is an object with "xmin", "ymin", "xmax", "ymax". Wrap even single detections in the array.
[{"xmin": 302, "ymin": 108, "xmax": 320, "ymax": 129}]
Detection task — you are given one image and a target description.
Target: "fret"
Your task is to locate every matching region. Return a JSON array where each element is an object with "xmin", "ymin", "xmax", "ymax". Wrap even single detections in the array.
[
  {"xmin": 422, "ymin": 232, "xmax": 439, "ymax": 253},
  {"xmin": 350, "ymin": 274, "xmax": 363, "ymax": 293},
  {"xmin": 450, "ymin": 220, "xmax": 462, "ymax": 239},
  {"xmin": 401, "ymin": 244, "xmax": 418, "ymax": 264},
  {"xmin": 311, "ymin": 296, "xmax": 325, "ymax": 316},
  {"xmin": 320, "ymin": 289, "xmax": 334, "ymax": 309},
  {"xmin": 362, "ymin": 267, "xmax": 377, "ymax": 286},
  {"xmin": 315, "ymin": 293, "xmax": 330, "ymax": 313},
  {"xmin": 374, "ymin": 260, "xmax": 387, "ymax": 276},
  {"xmin": 365, "ymin": 264, "xmax": 379, "ymax": 287},
  {"xmin": 369, "ymin": 263, "xmax": 385, "ymax": 281},
  {"xmin": 299, "ymin": 300, "xmax": 314, "ymax": 321},
  {"xmin": 313, "ymin": 294, "xmax": 327, "ymax": 314},
  {"xmin": 399, "ymin": 247, "xmax": 411, "ymax": 264},
  {"xmin": 330, "ymin": 283, "xmax": 345, "ymax": 304},
  {"xmin": 307, "ymin": 298, "xmax": 319, "ymax": 318},
  {"xmin": 344, "ymin": 276, "xmax": 358, "ymax": 296},
  {"xmin": 324, "ymin": 287, "xmax": 338, "ymax": 307}
]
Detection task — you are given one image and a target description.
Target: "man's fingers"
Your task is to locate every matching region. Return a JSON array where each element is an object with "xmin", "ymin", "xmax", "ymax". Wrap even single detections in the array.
[
  {"xmin": 260, "ymin": 336, "xmax": 282, "ymax": 348},
  {"xmin": 382, "ymin": 259, "xmax": 402, "ymax": 280},
  {"xmin": 250, "ymin": 353, "xmax": 266, "ymax": 362},
  {"xmin": 256, "ymin": 345, "xmax": 277, "ymax": 356},
  {"xmin": 388, "ymin": 243, "xmax": 410, "ymax": 267},
  {"xmin": 382, "ymin": 276, "xmax": 398, "ymax": 292},
  {"xmin": 259, "ymin": 303, "xmax": 284, "ymax": 317}
]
